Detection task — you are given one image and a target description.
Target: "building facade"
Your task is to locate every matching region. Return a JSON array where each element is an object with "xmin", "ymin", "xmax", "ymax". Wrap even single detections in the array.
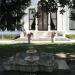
[{"xmin": 20, "ymin": 0, "xmax": 75, "ymax": 39}]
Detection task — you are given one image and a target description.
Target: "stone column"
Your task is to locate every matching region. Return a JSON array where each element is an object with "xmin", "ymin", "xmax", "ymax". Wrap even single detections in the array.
[
  {"xmin": 48, "ymin": 13, "xmax": 50, "ymax": 31},
  {"xmin": 35, "ymin": 17, "xmax": 38, "ymax": 31},
  {"xmin": 57, "ymin": 4, "xmax": 63, "ymax": 31}
]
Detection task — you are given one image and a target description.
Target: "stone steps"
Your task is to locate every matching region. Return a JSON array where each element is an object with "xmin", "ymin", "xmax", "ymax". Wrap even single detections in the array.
[
  {"xmin": 16, "ymin": 31, "xmax": 70, "ymax": 41},
  {"xmin": 15, "ymin": 37, "xmax": 69, "ymax": 41}
]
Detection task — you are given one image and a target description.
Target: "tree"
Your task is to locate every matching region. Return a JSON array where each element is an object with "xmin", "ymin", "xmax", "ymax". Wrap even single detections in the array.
[
  {"xmin": 38, "ymin": 0, "xmax": 74, "ymax": 13},
  {"xmin": 0, "ymin": 0, "xmax": 31, "ymax": 31}
]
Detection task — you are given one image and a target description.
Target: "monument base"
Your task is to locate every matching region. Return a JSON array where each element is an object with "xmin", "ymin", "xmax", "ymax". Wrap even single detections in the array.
[{"xmin": 3, "ymin": 52, "xmax": 58, "ymax": 72}]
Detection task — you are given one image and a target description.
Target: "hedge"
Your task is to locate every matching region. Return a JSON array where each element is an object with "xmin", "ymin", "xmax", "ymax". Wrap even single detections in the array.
[{"xmin": 65, "ymin": 34, "xmax": 75, "ymax": 39}]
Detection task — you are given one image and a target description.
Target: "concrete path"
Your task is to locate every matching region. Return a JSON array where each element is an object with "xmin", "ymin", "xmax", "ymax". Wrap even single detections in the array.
[
  {"xmin": 55, "ymin": 59, "xmax": 70, "ymax": 70},
  {"xmin": 0, "ymin": 40, "xmax": 75, "ymax": 44}
]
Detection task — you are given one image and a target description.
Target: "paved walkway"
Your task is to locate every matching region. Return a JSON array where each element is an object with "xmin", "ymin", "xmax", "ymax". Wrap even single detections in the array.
[{"xmin": 0, "ymin": 40, "xmax": 75, "ymax": 44}]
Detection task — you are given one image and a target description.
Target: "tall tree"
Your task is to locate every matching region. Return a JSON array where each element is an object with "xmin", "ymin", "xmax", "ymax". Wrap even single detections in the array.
[
  {"xmin": 0, "ymin": 0, "xmax": 31, "ymax": 31},
  {"xmin": 38, "ymin": 0, "xmax": 74, "ymax": 13}
]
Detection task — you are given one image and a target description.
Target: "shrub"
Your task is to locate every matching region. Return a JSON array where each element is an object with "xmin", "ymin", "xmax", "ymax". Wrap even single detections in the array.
[
  {"xmin": 65, "ymin": 34, "xmax": 75, "ymax": 39},
  {"xmin": 0, "ymin": 35, "xmax": 20, "ymax": 40}
]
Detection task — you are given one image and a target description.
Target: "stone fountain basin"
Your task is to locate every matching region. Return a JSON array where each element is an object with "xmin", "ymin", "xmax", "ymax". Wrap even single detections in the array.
[{"xmin": 3, "ymin": 52, "xmax": 58, "ymax": 72}]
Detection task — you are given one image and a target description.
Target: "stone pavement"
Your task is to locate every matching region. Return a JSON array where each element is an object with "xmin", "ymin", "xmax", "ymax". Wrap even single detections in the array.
[
  {"xmin": 55, "ymin": 59, "xmax": 70, "ymax": 70},
  {"xmin": 67, "ymin": 59, "xmax": 75, "ymax": 75}
]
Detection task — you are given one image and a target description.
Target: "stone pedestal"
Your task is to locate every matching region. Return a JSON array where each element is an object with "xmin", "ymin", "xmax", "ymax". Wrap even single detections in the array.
[
  {"xmin": 20, "ymin": 32, "xmax": 25, "ymax": 38},
  {"xmin": 3, "ymin": 49, "xmax": 58, "ymax": 72}
]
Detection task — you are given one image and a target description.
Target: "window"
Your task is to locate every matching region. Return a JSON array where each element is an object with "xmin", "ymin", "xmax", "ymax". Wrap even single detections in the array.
[
  {"xmin": 29, "ymin": 8, "xmax": 36, "ymax": 30},
  {"xmin": 50, "ymin": 12, "xmax": 57, "ymax": 30},
  {"xmin": 69, "ymin": 8, "xmax": 75, "ymax": 30},
  {"xmin": 38, "ymin": 2, "xmax": 48, "ymax": 31}
]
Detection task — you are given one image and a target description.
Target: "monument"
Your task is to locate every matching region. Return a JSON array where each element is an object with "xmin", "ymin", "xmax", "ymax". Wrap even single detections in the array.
[
  {"xmin": 3, "ymin": 47, "xmax": 58, "ymax": 73},
  {"xmin": 3, "ymin": 35, "xmax": 58, "ymax": 74}
]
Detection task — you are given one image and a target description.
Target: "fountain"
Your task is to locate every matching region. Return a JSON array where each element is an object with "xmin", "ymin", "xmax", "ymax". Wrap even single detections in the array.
[
  {"xmin": 25, "ymin": 46, "xmax": 39, "ymax": 63},
  {"xmin": 3, "ymin": 47, "xmax": 58, "ymax": 72},
  {"xmin": 3, "ymin": 34, "xmax": 58, "ymax": 73}
]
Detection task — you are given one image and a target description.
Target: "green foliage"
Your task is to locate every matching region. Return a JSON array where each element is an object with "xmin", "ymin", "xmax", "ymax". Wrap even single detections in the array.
[
  {"xmin": 65, "ymin": 34, "xmax": 75, "ymax": 39},
  {"xmin": 38, "ymin": 0, "xmax": 48, "ymax": 12},
  {"xmin": 48, "ymin": 0, "xmax": 58, "ymax": 12},
  {"xmin": 0, "ymin": 43, "xmax": 75, "ymax": 57},
  {"xmin": 0, "ymin": 44, "xmax": 29, "ymax": 57},
  {"xmin": 38, "ymin": 0, "xmax": 58, "ymax": 12},
  {"xmin": 59, "ymin": 0, "xmax": 70, "ymax": 7},
  {"xmin": 0, "ymin": 35, "xmax": 20, "ymax": 40},
  {"xmin": 0, "ymin": 0, "xmax": 31, "ymax": 31}
]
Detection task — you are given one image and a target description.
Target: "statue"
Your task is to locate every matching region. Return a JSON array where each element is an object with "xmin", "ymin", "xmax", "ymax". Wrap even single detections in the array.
[{"xmin": 27, "ymin": 32, "xmax": 33, "ymax": 44}]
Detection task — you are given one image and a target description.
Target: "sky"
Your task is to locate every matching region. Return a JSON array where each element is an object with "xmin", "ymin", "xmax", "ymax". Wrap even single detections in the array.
[
  {"xmin": 31, "ymin": 0, "xmax": 40, "ymax": 6},
  {"xmin": 31, "ymin": 0, "xmax": 48, "ymax": 6}
]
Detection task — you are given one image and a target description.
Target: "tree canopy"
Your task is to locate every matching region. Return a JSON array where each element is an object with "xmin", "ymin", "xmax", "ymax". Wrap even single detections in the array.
[
  {"xmin": 38, "ymin": 0, "xmax": 74, "ymax": 13},
  {"xmin": 0, "ymin": 0, "xmax": 31, "ymax": 31}
]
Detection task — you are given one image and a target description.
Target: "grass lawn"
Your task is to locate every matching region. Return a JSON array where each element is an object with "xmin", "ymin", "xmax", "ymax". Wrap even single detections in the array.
[{"xmin": 0, "ymin": 43, "xmax": 75, "ymax": 57}]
